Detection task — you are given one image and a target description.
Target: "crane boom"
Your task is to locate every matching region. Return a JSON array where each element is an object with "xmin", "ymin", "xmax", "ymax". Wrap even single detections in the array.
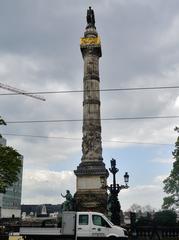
[{"xmin": 0, "ymin": 82, "xmax": 45, "ymax": 101}]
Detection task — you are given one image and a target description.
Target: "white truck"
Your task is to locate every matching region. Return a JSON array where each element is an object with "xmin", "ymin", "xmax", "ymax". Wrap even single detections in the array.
[{"xmin": 20, "ymin": 211, "xmax": 128, "ymax": 240}]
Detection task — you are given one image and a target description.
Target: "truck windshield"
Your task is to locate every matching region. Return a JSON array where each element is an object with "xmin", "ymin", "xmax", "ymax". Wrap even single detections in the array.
[{"xmin": 102, "ymin": 215, "xmax": 114, "ymax": 226}]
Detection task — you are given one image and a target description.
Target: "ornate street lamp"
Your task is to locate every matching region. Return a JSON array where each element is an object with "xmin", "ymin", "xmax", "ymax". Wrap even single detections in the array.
[
  {"xmin": 124, "ymin": 172, "xmax": 129, "ymax": 186},
  {"xmin": 106, "ymin": 158, "xmax": 129, "ymax": 226}
]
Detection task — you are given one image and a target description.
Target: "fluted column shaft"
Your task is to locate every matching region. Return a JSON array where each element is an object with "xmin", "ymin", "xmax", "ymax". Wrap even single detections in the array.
[{"xmin": 82, "ymin": 40, "xmax": 102, "ymax": 162}]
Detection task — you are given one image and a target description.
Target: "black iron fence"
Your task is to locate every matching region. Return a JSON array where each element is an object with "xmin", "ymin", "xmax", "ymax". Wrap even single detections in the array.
[{"xmin": 128, "ymin": 226, "xmax": 179, "ymax": 240}]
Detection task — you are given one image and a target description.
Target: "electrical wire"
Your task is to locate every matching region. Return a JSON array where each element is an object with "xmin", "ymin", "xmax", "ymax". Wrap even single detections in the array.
[
  {"xmin": 5, "ymin": 115, "xmax": 179, "ymax": 124},
  {"xmin": 2, "ymin": 133, "xmax": 172, "ymax": 145},
  {"xmin": 0, "ymin": 85, "xmax": 179, "ymax": 95}
]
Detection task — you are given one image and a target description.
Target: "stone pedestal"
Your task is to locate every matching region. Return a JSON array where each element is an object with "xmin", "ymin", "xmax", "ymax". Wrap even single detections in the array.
[
  {"xmin": 75, "ymin": 161, "xmax": 108, "ymax": 212},
  {"xmin": 75, "ymin": 189, "xmax": 108, "ymax": 213}
]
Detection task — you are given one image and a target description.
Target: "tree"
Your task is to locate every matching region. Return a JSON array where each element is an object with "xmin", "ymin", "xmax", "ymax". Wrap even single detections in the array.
[
  {"xmin": 136, "ymin": 215, "xmax": 152, "ymax": 226},
  {"xmin": 129, "ymin": 203, "xmax": 155, "ymax": 213},
  {"xmin": 153, "ymin": 210, "xmax": 177, "ymax": 226},
  {"xmin": 0, "ymin": 117, "xmax": 22, "ymax": 193},
  {"xmin": 163, "ymin": 127, "xmax": 179, "ymax": 209},
  {"xmin": 129, "ymin": 203, "xmax": 142, "ymax": 213},
  {"xmin": 142, "ymin": 204, "xmax": 155, "ymax": 213}
]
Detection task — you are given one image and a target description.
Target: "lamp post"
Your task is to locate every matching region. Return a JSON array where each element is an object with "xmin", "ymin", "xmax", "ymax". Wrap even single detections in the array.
[{"xmin": 107, "ymin": 158, "xmax": 129, "ymax": 226}]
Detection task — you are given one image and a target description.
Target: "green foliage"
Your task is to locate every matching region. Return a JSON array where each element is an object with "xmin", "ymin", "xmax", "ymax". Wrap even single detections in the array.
[
  {"xmin": 136, "ymin": 216, "xmax": 152, "ymax": 226},
  {"xmin": 0, "ymin": 116, "xmax": 22, "ymax": 193},
  {"xmin": 163, "ymin": 196, "xmax": 175, "ymax": 209},
  {"xmin": 0, "ymin": 145, "xmax": 22, "ymax": 193},
  {"xmin": 136, "ymin": 211, "xmax": 177, "ymax": 226},
  {"xmin": 162, "ymin": 127, "xmax": 179, "ymax": 209},
  {"xmin": 153, "ymin": 210, "xmax": 177, "ymax": 226}
]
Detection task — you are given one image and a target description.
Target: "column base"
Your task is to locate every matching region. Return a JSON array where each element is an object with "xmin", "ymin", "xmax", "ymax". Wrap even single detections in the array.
[
  {"xmin": 74, "ymin": 189, "xmax": 108, "ymax": 214},
  {"xmin": 74, "ymin": 161, "xmax": 108, "ymax": 177}
]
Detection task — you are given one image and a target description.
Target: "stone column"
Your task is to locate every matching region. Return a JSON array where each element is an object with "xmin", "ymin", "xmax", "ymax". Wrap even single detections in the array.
[{"xmin": 74, "ymin": 7, "xmax": 108, "ymax": 213}]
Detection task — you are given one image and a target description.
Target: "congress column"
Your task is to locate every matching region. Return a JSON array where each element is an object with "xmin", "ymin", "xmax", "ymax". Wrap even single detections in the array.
[{"xmin": 74, "ymin": 7, "xmax": 108, "ymax": 213}]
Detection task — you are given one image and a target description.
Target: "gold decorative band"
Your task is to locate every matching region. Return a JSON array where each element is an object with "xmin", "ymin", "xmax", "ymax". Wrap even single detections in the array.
[{"xmin": 80, "ymin": 37, "xmax": 101, "ymax": 45}]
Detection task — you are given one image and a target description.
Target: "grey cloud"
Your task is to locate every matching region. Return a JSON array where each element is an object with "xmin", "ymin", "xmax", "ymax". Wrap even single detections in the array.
[{"xmin": 0, "ymin": 0, "xmax": 179, "ymax": 207}]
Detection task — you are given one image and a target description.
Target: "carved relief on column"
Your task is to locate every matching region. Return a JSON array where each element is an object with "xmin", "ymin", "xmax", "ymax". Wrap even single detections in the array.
[
  {"xmin": 82, "ymin": 122, "xmax": 102, "ymax": 160},
  {"xmin": 84, "ymin": 55, "xmax": 99, "ymax": 80}
]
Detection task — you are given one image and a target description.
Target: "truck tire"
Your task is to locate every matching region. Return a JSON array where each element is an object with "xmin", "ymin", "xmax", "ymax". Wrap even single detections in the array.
[{"xmin": 108, "ymin": 236, "xmax": 117, "ymax": 240}]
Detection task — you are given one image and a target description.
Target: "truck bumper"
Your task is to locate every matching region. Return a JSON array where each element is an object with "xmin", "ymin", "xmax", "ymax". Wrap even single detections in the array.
[{"xmin": 77, "ymin": 237, "xmax": 128, "ymax": 240}]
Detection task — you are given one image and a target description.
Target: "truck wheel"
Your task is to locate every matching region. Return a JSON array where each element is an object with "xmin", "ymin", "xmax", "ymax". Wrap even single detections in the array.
[{"xmin": 108, "ymin": 236, "xmax": 117, "ymax": 240}]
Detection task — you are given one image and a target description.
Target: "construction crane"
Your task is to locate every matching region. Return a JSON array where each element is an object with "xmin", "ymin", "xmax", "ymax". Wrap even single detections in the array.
[{"xmin": 0, "ymin": 82, "xmax": 45, "ymax": 101}]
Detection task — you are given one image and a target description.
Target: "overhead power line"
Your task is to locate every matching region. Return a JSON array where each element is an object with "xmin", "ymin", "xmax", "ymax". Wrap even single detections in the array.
[
  {"xmin": 0, "ymin": 82, "xmax": 45, "ymax": 101},
  {"xmin": 5, "ymin": 115, "xmax": 179, "ymax": 124},
  {"xmin": 2, "ymin": 133, "xmax": 172, "ymax": 146},
  {"xmin": 1, "ymin": 85, "xmax": 179, "ymax": 95}
]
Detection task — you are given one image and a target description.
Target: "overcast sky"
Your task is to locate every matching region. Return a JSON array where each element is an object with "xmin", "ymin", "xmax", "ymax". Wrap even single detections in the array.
[{"xmin": 0, "ymin": 0, "xmax": 179, "ymax": 211}]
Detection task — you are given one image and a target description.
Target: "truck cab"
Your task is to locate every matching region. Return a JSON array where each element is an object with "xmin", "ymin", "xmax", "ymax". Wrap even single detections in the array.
[{"xmin": 76, "ymin": 212, "xmax": 127, "ymax": 239}]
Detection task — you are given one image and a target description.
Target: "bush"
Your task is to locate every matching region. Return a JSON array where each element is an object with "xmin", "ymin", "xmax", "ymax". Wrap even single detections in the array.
[
  {"xmin": 136, "ymin": 216, "xmax": 152, "ymax": 226},
  {"xmin": 153, "ymin": 210, "xmax": 177, "ymax": 226}
]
